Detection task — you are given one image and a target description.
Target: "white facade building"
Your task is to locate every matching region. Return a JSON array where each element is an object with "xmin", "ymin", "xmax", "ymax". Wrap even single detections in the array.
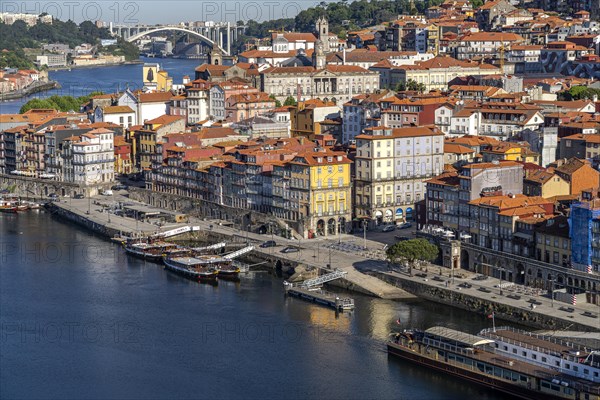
[
  {"xmin": 94, "ymin": 106, "xmax": 136, "ymax": 129},
  {"xmin": 118, "ymin": 89, "xmax": 173, "ymax": 125},
  {"xmin": 63, "ymin": 128, "xmax": 115, "ymax": 184},
  {"xmin": 354, "ymin": 126, "xmax": 444, "ymax": 225}
]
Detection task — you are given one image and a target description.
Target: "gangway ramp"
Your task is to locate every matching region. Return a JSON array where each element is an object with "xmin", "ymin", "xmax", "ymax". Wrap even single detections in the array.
[
  {"xmin": 300, "ymin": 269, "xmax": 347, "ymax": 288},
  {"xmin": 223, "ymin": 245, "xmax": 254, "ymax": 260},
  {"xmin": 152, "ymin": 226, "xmax": 200, "ymax": 239},
  {"xmin": 192, "ymin": 242, "xmax": 226, "ymax": 252}
]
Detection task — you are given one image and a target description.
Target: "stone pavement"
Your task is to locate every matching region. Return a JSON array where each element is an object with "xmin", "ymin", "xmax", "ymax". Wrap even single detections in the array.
[
  {"xmin": 51, "ymin": 195, "xmax": 185, "ymax": 237},
  {"xmin": 381, "ymin": 267, "xmax": 600, "ymax": 331}
]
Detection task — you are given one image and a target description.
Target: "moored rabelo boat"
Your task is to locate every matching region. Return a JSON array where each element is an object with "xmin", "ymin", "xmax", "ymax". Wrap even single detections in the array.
[
  {"xmin": 214, "ymin": 260, "xmax": 240, "ymax": 279},
  {"xmin": 0, "ymin": 205, "xmax": 17, "ymax": 213},
  {"xmin": 163, "ymin": 255, "xmax": 220, "ymax": 281},
  {"xmin": 124, "ymin": 240, "xmax": 179, "ymax": 262}
]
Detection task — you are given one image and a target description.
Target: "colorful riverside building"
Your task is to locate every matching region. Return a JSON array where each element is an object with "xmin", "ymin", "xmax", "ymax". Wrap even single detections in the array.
[
  {"xmin": 288, "ymin": 147, "xmax": 352, "ymax": 238},
  {"xmin": 569, "ymin": 198, "xmax": 600, "ymax": 273}
]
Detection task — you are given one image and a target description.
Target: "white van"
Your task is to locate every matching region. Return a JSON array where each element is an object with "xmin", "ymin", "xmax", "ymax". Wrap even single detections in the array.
[{"xmin": 102, "ymin": 190, "xmax": 113, "ymax": 196}]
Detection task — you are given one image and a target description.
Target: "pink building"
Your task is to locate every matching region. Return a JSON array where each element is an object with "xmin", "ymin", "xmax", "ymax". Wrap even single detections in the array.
[{"xmin": 225, "ymin": 92, "xmax": 276, "ymax": 122}]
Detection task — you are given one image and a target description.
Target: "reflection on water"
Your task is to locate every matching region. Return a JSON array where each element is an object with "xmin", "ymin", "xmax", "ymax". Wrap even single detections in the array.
[{"xmin": 1, "ymin": 212, "xmax": 508, "ymax": 400}]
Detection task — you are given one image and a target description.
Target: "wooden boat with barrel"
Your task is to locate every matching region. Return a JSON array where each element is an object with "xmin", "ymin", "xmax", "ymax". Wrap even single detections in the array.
[
  {"xmin": 162, "ymin": 255, "xmax": 221, "ymax": 281},
  {"xmin": 124, "ymin": 240, "xmax": 179, "ymax": 262}
]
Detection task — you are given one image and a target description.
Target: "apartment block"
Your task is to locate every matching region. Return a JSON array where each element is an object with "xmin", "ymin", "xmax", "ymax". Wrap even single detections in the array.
[{"xmin": 354, "ymin": 126, "xmax": 444, "ymax": 226}]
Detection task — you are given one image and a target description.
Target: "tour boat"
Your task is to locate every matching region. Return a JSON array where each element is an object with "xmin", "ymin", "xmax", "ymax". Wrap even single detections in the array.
[
  {"xmin": 15, "ymin": 204, "xmax": 29, "ymax": 211},
  {"xmin": 0, "ymin": 205, "xmax": 17, "ymax": 213},
  {"xmin": 214, "ymin": 260, "xmax": 240, "ymax": 279},
  {"xmin": 27, "ymin": 202, "xmax": 41, "ymax": 210},
  {"xmin": 387, "ymin": 326, "xmax": 600, "ymax": 400},
  {"xmin": 124, "ymin": 240, "xmax": 179, "ymax": 262},
  {"xmin": 163, "ymin": 255, "xmax": 220, "ymax": 281}
]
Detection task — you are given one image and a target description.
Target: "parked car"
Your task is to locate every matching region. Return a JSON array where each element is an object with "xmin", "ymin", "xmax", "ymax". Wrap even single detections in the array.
[
  {"xmin": 260, "ymin": 240, "xmax": 277, "ymax": 248},
  {"xmin": 102, "ymin": 190, "xmax": 113, "ymax": 196},
  {"xmin": 280, "ymin": 246, "xmax": 300, "ymax": 253},
  {"xmin": 398, "ymin": 222, "xmax": 412, "ymax": 229},
  {"xmin": 74, "ymin": 194, "xmax": 85, "ymax": 199},
  {"xmin": 47, "ymin": 193, "xmax": 59, "ymax": 199},
  {"xmin": 382, "ymin": 225, "xmax": 396, "ymax": 232},
  {"xmin": 111, "ymin": 184, "xmax": 128, "ymax": 190}
]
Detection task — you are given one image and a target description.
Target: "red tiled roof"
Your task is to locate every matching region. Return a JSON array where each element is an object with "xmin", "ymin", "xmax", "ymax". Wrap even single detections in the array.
[
  {"xmin": 145, "ymin": 114, "xmax": 185, "ymax": 125},
  {"xmin": 103, "ymin": 105, "xmax": 134, "ymax": 114}
]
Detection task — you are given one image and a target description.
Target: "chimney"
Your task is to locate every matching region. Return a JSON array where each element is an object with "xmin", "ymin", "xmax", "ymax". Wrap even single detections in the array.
[{"xmin": 342, "ymin": 47, "xmax": 346, "ymax": 65}]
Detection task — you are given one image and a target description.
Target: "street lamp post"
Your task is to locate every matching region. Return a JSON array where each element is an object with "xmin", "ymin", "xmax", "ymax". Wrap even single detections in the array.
[
  {"xmin": 363, "ymin": 220, "xmax": 367, "ymax": 250},
  {"xmin": 551, "ymin": 278, "xmax": 555, "ymax": 308},
  {"xmin": 270, "ymin": 223, "xmax": 274, "ymax": 256}
]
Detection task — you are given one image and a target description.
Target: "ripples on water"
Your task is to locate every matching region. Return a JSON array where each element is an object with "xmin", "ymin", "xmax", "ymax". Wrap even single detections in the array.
[{"xmin": 0, "ymin": 211, "xmax": 509, "ymax": 399}]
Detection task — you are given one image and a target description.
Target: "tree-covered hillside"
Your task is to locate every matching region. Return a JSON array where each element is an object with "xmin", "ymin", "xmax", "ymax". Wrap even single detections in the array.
[
  {"xmin": 233, "ymin": 0, "xmax": 448, "ymax": 53},
  {"xmin": 0, "ymin": 18, "xmax": 139, "ymax": 67}
]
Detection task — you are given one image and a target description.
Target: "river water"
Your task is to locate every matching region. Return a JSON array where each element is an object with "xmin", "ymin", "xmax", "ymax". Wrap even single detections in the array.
[
  {"xmin": 0, "ymin": 57, "xmax": 203, "ymax": 114},
  {"xmin": 0, "ymin": 212, "xmax": 510, "ymax": 399}
]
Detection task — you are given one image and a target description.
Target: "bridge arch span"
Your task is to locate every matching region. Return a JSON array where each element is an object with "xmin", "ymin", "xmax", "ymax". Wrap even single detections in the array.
[{"xmin": 125, "ymin": 27, "xmax": 229, "ymax": 55}]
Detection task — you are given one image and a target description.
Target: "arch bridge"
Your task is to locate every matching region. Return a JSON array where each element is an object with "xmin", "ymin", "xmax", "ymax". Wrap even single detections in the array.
[{"xmin": 111, "ymin": 23, "xmax": 246, "ymax": 57}]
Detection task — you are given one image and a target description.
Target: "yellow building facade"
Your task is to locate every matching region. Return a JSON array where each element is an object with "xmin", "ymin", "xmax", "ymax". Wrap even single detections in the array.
[
  {"xmin": 290, "ymin": 149, "xmax": 352, "ymax": 237},
  {"xmin": 143, "ymin": 63, "xmax": 173, "ymax": 92}
]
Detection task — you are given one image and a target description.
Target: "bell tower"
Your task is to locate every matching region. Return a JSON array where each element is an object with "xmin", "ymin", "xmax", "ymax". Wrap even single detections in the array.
[
  {"xmin": 312, "ymin": 39, "xmax": 326, "ymax": 69},
  {"xmin": 316, "ymin": 16, "xmax": 328, "ymax": 40},
  {"xmin": 209, "ymin": 46, "xmax": 223, "ymax": 65}
]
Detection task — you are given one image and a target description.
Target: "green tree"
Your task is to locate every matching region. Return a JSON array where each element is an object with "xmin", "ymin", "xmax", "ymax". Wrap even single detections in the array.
[
  {"xmin": 394, "ymin": 81, "xmax": 407, "ymax": 91},
  {"xmin": 19, "ymin": 91, "xmax": 103, "ymax": 113},
  {"xmin": 283, "ymin": 96, "xmax": 297, "ymax": 106},
  {"xmin": 20, "ymin": 98, "xmax": 56, "ymax": 113},
  {"xmin": 269, "ymin": 94, "xmax": 282, "ymax": 107},
  {"xmin": 386, "ymin": 239, "xmax": 439, "ymax": 267},
  {"xmin": 470, "ymin": 0, "xmax": 484, "ymax": 8},
  {"xmin": 0, "ymin": 49, "xmax": 34, "ymax": 69}
]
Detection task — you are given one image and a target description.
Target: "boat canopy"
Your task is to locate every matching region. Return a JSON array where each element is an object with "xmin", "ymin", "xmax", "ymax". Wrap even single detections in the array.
[{"xmin": 425, "ymin": 327, "xmax": 495, "ymax": 347}]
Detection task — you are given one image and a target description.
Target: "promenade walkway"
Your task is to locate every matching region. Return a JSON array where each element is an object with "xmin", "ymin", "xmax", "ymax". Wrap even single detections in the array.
[{"xmin": 50, "ymin": 195, "xmax": 600, "ymax": 328}]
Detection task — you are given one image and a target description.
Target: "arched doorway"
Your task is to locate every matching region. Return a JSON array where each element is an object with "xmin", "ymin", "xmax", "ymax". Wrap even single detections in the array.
[
  {"xmin": 385, "ymin": 209, "xmax": 393, "ymax": 223},
  {"xmin": 375, "ymin": 210, "xmax": 383, "ymax": 225},
  {"xmin": 338, "ymin": 217, "xmax": 346, "ymax": 234},
  {"xmin": 516, "ymin": 263, "xmax": 525, "ymax": 285},
  {"xmin": 406, "ymin": 207, "xmax": 413, "ymax": 221},
  {"xmin": 395, "ymin": 208, "xmax": 403, "ymax": 221},
  {"xmin": 327, "ymin": 218, "xmax": 336, "ymax": 235},
  {"xmin": 316, "ymin": 219, "xmax": 325, "ymax": 236},
  {"xmin": 460, "ymin": 250, "xmax": 470, "ymax": 270}
]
